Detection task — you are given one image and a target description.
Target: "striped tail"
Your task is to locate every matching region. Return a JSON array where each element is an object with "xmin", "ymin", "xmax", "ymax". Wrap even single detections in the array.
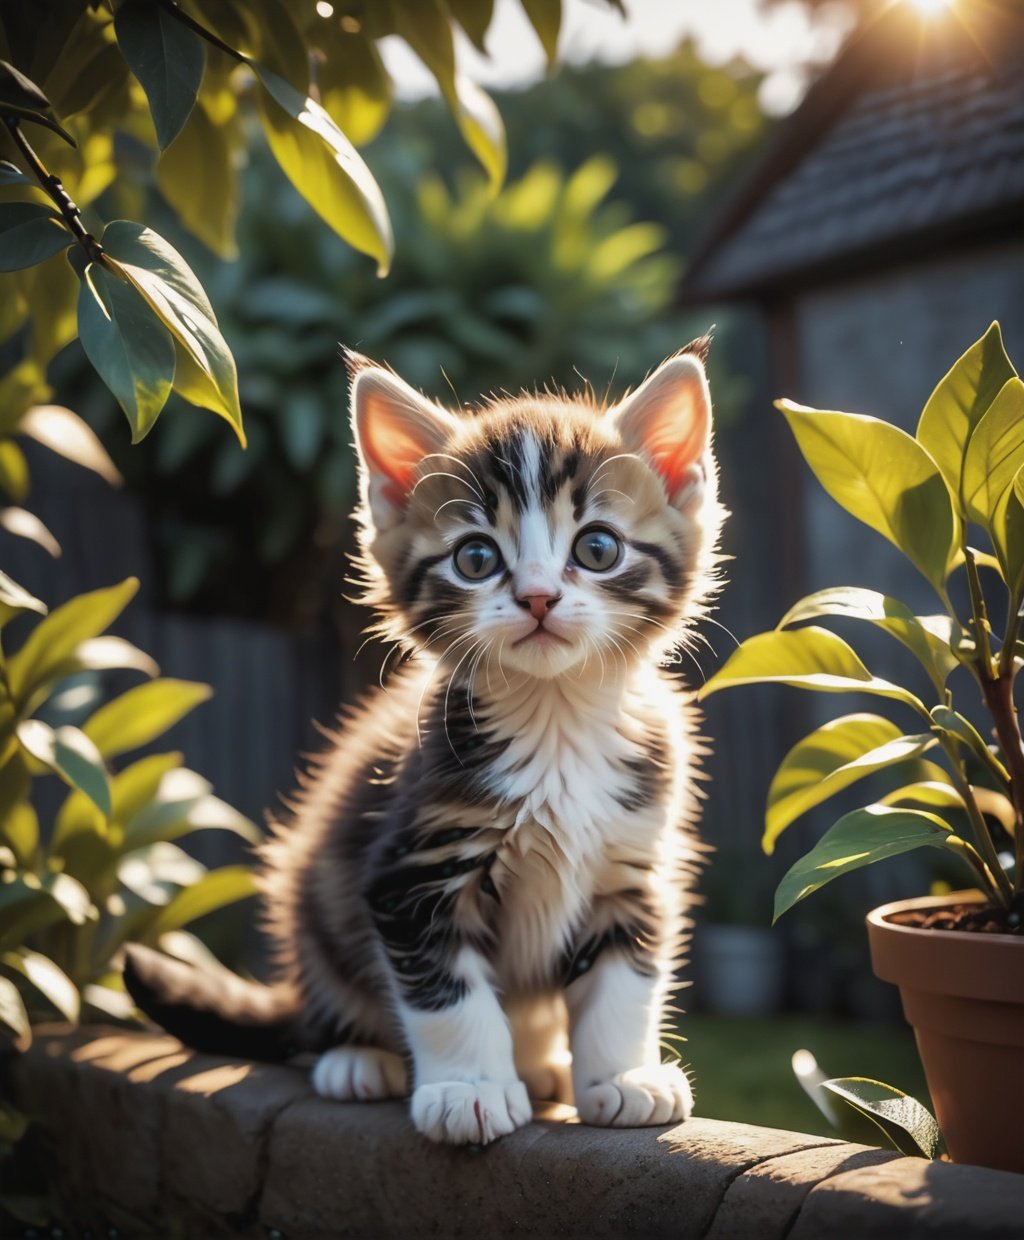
[{"xmin": 123, "ymin": 944, "xmax": 301, "ymax": 1062}]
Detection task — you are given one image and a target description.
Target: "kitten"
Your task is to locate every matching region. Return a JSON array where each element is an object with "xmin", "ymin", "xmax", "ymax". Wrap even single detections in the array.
[{"xmin": 126, "ymin": 338, "xmax": 725, "ymax": 1146}]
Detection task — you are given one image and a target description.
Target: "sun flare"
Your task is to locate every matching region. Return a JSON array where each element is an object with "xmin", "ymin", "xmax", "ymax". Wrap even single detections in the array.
[{"xmin": 904, "ymin": 0, "xmax": 954, "ymax": 15}]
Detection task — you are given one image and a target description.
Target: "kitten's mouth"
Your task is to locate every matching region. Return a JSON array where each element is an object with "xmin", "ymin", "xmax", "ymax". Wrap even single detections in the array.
[{"xmin": 512, "ymin": 624, "xmax": 571, "ymax": 648}]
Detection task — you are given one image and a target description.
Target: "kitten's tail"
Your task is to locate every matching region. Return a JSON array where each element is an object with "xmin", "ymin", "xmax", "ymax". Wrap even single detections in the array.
[{"xmin": 123, "ymin": 944, "xmax": 301, "ymax": 1062}]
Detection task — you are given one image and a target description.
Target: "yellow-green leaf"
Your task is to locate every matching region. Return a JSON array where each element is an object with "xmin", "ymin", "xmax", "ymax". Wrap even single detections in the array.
[
  {"xmin": 17, "ymin": 720, "xmax": 110, "ymax": 816},
  {"xmin": 0, "ymin": 976, "xmax": 30, "ymax": 1048},
  {"xmin": 257, "ymin": 73, "xmax": 393, "ymax": 277},
  {"xmin": 698, "ymin": 626, "xmax": 926, "ymax": 713},
  {"xmin": 77, "ymin": 261, "xmax": 175, "ymax": 441},
  {"xmin": 3, "ymin": 948, "xmax": 79, "ymax": 1023},
  {"xmin": 522, "ymin": 0, "xmax": 562, "ymax": 65},
  {"xmin": 317, "ymin": 26, "xmax": 393, "ymax": 147},
  {"xmin": 0, "ymin": 506, "xmax": 61, "ymax": 556},
  {"xmin": 0, "ymin": 570, "xmax": 46, "ymax": 629},
  {"xmin": 100, "ymin": 221, "xmax": 244, "ymax": 445},
  {"xmin": 156, "ymin": 99, "xmax": 240, "ymax": 260},
  {"xmin": 150, "ymin": 865, "xmax": 258, "ymax": 935},
  {"xmin": 82, "ymin": 679, "xmax": 212, "ymax": 761},
  {"xmin": 18, "ymin": 404, "xmax": 122, "ymax": 485},
  {"xmin": 778, "ymin": 401, "xmax": 959, "ymax": 593},
  {"xmin": 960, "ymin": 377, "xmax": 1024, "ymax": 526},
  {"xmin": 0, "ymin": 439, "xmax": 29, "ymax": 503},
  {"xmin": 917, "ymin": 322, "xmax": 1016, "ymax": 500},
  {"xmin": 7, "ymin": 577, "xmax": 138, "ymax": 704}
]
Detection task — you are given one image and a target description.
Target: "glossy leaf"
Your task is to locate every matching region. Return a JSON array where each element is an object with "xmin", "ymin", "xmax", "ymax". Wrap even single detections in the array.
[
  {"xmin": 149, "ymin": 865, "xmax": 259, "ymax": 935},
  {"xmin": 778, "ymin": 587, "xmax": 960, "ymax": 692},
  {"xmin": 82, "ymin": 679, "xmax": 212, "ymax": 761},
  {"xmin": 77, "ymin": 262, "xmax": 175, "ymax": 440},
  {"xmin": 99, "ymin": 222, "xmax": 244, "ymax": 444},
  {"xmin": 0, "ymin": 976, "xmax": 30, "ymax": 1049},
  {"xmin": 0, "ymin": 60, "xmax": 75, "ymax": 145},
  {"xmin": 18, "ymin": 404, "xmax": 122, "ymax": 485},
  {"xmin": 318, "ymin": 27, "xmax": 392, "ymax": 147},
  {"xmin": 917, "ymin": 322, "xmax": 1017, "ymax": 500},
  {"xmin": 17, "ymin": 720, "xmax": 110, "ymax": 816},
  {"xmin": 773, "ymin": 806, "xmax": 956, "ymax": 922},
  {"xmin": 114, "ymin": 0, "xmax": 206, "ymax": 149},
  {"xmin": 0, "ymin": 506, "xmax": 60, "ymax": 556},
  {"xmin": 765, "ymin": 714, "xmax": 931, "ymax": 855},
  {"xmin": 822, "ymin": 1078, "xmax": 941, "ymax": 1160},
  {"xmin": 878, "ymin": 781, "xmax": 965, "ymax": 813},
  {"xmin": 44, "ymin": 635, "xmax": 160, "ymax": 687},
  {"xmin": 994, "ymin": 479, "xmax": 1024, "ymax": 603},
  {"xmin": 698, "ymin": 626, "xmax": 926, "ymax": 712},
  {"xmin": 0, "ymin": 203, "xmax": 71, "ymax": 272},
  {"xmin": 791, "ymin": 1050, "xmax": 884, "ymax": 1147},
  {"xmin": 778, "ymin": 401, "xmax": 959, "ymax": 592},
  {"xmin": 3, "ymin": 949, "xmax": 79, "ymax": 1023},
  {"xmin": 447, "ymin": 0, "xmax": 495, "ymax": 51},
  {"xmin": 0, "ymin": 571, "xmax": 46, "ymax": 628},
  {"xmin": 960, "ymin": 377, "xmax": 1024, "ymax": 526},
  {"xmin": 7, "ymin": 577, "xmax": 138, "ymax": 704},
  {"xmin": 257, "ymin": 71, "xmax": 393, "ymax": 276},
  {"xmin": 929, "ymin": 705, "xmax": 1010, "ymax": 783},
  {"xmin": 522, "ymin": 0, "xmax": 562, "ymax": 65},
  {"xmin": 0, "ymin": 159, "xmax": 32, "ymax": 187}
]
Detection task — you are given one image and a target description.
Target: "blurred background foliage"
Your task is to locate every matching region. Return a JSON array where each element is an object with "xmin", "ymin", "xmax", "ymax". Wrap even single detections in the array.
[{"xmin": 59, "ymin": 39, "xmax": 771, "ymax": 628}]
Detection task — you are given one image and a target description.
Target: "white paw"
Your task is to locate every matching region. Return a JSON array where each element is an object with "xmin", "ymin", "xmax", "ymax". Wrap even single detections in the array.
[
  {"xmin": 312, "ymin": 1046, "xmax": 408, "ymax": 1101},
  {"xmin": 576, "ymin": 1063, "xmax": 693, "ymax": 1128},
  {"xmin": 411, "ymin": 1079, "xmax": 532, "ymax": 1145}
]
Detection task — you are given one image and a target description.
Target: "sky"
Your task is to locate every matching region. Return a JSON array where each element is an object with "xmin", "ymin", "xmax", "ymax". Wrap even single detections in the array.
[{"xmin": 378, "ymin": 0, "xmax": 860, "ymax": 115}]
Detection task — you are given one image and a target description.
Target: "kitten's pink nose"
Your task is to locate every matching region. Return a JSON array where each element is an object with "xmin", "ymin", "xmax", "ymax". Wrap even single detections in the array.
[{"xmin": 515, "ymin": 591, "xmax": 561, "ymax": 621}]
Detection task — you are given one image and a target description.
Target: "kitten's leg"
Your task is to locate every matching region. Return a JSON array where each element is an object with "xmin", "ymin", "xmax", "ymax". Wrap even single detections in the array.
[
  {"xmin": 312, "ymin": 1046, "xmax": 408, "ymax": 1101},
  {"xmin": 567, "ymin": 949, "xmax": 693, "ymax": 1128},
  {"xmin": 506, "ymin": 992, "xmax": 573, "ymax": 1103},
  {"xmin": 397, "ymin": 948, "xmax": 532, "ymax": 1145}
]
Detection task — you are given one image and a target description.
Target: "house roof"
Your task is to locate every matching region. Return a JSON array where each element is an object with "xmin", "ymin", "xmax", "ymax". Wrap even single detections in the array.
[{"xmin": 681, "ymin": 2, "xmax": 1024, "ymax": 302}]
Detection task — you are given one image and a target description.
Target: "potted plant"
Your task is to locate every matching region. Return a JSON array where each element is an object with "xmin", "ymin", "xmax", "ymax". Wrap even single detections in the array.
[{"xmin": 699, "ymin": 322, "xmax": 1024, "ymax": 1174}]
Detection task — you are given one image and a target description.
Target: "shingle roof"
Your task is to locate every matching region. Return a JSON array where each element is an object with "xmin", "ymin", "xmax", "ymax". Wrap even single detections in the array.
[{"xmin": 682, "ymin": 4, "xmax": 1024, "ymax": 301}]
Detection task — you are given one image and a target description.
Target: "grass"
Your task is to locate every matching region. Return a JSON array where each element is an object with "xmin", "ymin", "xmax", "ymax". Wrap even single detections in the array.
[{"xmin": 676, "ymin": 1013, "xmax": 931, "ymax": 1138}]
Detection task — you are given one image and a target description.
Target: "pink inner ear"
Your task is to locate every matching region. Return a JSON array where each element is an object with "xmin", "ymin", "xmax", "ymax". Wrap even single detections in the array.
[
  {"xmin": 646, "ymin": 410, "xmax": 706, "ymax": 498},
  {"xmin": 362, "ymin": 415, "xmax": 429, "ymax": 503}
]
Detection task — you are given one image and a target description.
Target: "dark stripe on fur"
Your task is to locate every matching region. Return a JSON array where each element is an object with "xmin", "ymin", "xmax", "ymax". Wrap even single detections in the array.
[
  {"xmin": 629, "ymin": 540, "xmax": 684, "ymax": 590},
  {"xmin": 123, "ymin": 944, "xmax": 300, "ymax": 1061},
  {"xmin": 401, "ymin": 551, "xmax": 449, "ymax": 609}
]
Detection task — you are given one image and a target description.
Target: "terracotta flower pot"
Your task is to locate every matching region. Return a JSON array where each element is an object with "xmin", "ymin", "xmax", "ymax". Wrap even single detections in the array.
[{"xmin": 867, "ymin": 890, "xmax": 1024, "ymax": 1174}]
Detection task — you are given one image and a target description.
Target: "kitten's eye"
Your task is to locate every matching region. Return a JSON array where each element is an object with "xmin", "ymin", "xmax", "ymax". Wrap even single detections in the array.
[
  {"xmin": 572, "ymin": 527, "xmax": 622, "ymax": 572},
  {"xmin": 453, "ymin": 537, "xmax": 504, "ymax": 581}
]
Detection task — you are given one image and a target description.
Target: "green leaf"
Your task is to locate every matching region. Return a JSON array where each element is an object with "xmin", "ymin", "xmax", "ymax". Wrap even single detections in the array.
[
  {"xmin": 99, "ymin": 221, "xmax": 244, "ymax": 445},
  {"xmin": 878, "ymin": 781, "xmax": 965, "ymax": 813},
  {"xmin": 0, "ymin": 506, "xmax": 60, "ymax": 556},
  {"xmin": 0, "ymin": 60, "xmax": 76, "ymax": 146},
  {"xmin": 0, "ymin": 202, "xmax": 71, "ymax": 273},
  {"xmin": 43, "ymin": 636, "xmax": 159, "ymax": 691},
  {"xmin": 110, "ymin": 751, "xmax": 182, "ymax": 825},
  {"xmin": 149, "ymin": 865, "xmax": 258, "ymax": 935},
  {"xmin": 448, "ymin": 74, "xmax": 507, "ymax": 194},
  {"xmin": 0, "ymin": 570, "xmax": 46, "ymax": 629},
  {"xmin": 446, "ymin": 0, "xmax": 494, "ymax": 52},
  {"xmin": 16, "ymin": 720, "xmax": 110, "ymax": 816},
  {"xmin": 7, "ymin": 577, "xmax": 138, "ymax": 704},
  {"xmin": 779, "ymin": 587, "xmax": 960, "ymax": 693},
  {"xmin": 765, "ymin": 714, "xmax": 938, "ymax": 855},
  {"xmin": 156, "ymin": 99, "xmax": 239, "ymax": 260},
  {"xmin": 522, "ymin": 0, "xmax": 562, "ymax": 65},
  {"xmin": 257, "ymin": 72, "xmax": 393, "ymax": 277},
  {"xmin": 777, "ymin": 401, "xmax": 959, "ymax": 593},
  {"xmin": 0, "ymin": 159, "xmax": 32, "ymax": 187},
  {"xmin": 0, "ymin": 976, "xmax": 30, "ymax": 1049},
  {"xmin": 822, "ymin": 1078, "xmax": 942, "ymax": 1160},
  {"xmin": 791, "ymin": 1050, "xmax": 887, "ymax": 1147},
  {"xmin": 993, "ymin": 479, "xmax": 1024, "ymax": 603},
  {"xmin": 698, "ymin": 626, "xmax": 926, "ymax": 713},
  {"xmin": 773, "ymin": 806, "xmax": 955, "ymax": 922},
  {"xmin": 929, "ymin": 705, "xmax": 1010, "ymax": 783},
  {"xmin": 0, "ymin": 439, "xmax": 29, "ymax": 503},
  {"xmin": 77, "ymin": 262, "xmax": 175, "ymax": 441},
  {"xmin": 0, "ymin": 873, "xmax": 93, "ymax": 947},
  {"xmin": 82, "ymin": 679, "xmax": 212, "ymax": 761},
  {"xmin": 114, "ymin": 0, "xmax": 206, "ymax": 149},
  {"xmin": 2, "ymin": 949, "xmax": 79, "ymax": 1023},
  {"xmin": 960, "ymin": 377, "xmax": 1024, "ymax": 526},
  {"xmin": 17, "ymin": 404, "xmax": 122, "ymax": 485},
  {"xmin": 917, "ymin": 322, "xmax": 1017, "ymax": 500}
]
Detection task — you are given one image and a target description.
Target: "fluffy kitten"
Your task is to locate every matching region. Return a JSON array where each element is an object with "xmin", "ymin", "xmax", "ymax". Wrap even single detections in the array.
[{"xmin": 126, "ymin": 339, "xmax": 725, "ymax": 1146}]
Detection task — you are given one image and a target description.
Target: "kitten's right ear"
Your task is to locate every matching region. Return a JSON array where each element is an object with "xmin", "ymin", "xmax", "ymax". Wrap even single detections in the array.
[{"xmin": 348, "ymin": 354, "xmax": 456, "ymax": 531}]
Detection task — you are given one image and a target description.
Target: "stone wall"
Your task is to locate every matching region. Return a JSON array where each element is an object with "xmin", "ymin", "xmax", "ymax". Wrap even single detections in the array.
[{"xmin": 8, "ymin": 1027, "xmax": 1024, "ymax": 1239}]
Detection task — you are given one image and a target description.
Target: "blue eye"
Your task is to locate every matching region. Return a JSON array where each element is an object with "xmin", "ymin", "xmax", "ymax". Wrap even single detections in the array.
[
  {"xmin": 454, "ymin": 537, "xmax": 503, "ymax": 580},
  {"xmin": 572, "ymin": 527, "xmax": 622, "ymax": 572}
]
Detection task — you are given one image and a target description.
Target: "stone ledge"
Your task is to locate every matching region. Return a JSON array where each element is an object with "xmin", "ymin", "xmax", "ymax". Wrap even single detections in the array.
[{"xmin": 8, "ymin": 1027, "xmax": 1024, "ymax": 1239}]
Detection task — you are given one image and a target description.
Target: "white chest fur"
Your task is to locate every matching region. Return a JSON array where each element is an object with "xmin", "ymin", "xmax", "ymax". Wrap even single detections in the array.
[{"xmin": 477, "ymin": 668, "xmax": 677, "ymax": 989}]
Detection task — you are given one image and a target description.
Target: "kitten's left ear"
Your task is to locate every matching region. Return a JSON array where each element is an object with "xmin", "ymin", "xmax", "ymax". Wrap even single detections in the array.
[
  {"xmin": 348, "ymin": 354, "xmax": 457, "ymax": 531},
  {"xmin": 612, "ymin": 350, "xmax": 712, "ymax": 509}
]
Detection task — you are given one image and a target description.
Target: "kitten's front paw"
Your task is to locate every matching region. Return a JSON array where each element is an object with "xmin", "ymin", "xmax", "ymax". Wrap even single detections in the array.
[
  {"xmin": 312, "ymin": 1046, "xmax": 408, "ymax": 1101},
  {"xmin": 576, "ymin": 1063, "xmax": 693, "ymax": 1128},
  {"xmin": 411, "ymin": 1079, "xmax": 532, "ymax": 1145}
]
